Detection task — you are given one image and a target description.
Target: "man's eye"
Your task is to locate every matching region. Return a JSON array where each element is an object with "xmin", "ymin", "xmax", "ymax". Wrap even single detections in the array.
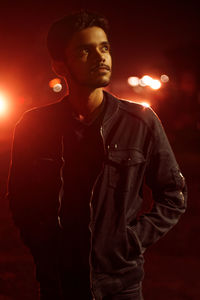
[
  {"xmin": 101, "ymin": 45, "xmax": 110, "ymax": 53},
  {"xmin": 80, "ymin": 48, "xmax": 89, "ymax": 55}
]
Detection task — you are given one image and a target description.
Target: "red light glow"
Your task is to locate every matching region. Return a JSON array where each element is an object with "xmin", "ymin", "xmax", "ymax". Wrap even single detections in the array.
[
  {"xmin": 49, "ymin": 78, "xmax": 61, "ymax": 88},
  {"xmin": 141, "ymin": 102, "xmax": 150, "ymax": 108},
  {"xmin": 0, "ymin": 93, "xmax": 8, "ymax": 116}
]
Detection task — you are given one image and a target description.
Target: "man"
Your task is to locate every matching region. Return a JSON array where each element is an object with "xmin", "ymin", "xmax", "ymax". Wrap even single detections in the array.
[{"xmin": 8, "ymin": 10, "xmax": 187, "ymax": 300}]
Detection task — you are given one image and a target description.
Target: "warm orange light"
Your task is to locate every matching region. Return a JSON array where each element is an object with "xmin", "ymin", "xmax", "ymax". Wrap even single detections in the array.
[
  {"xmin": 160, "ymin": 74, "xmax": 169, "ymax": 83},
  {"xmin": 140, "ymin": 75, "xmax": 153, "ymax": 86},
  {"xmin": 128, "ymin": 75, "xmax": 162, "ymax": 91},
  {"xmin": 138, "ymin": 79, "xmax": 146, "ymax": 87},
  {"xmin": 49, "ymin": 78, "xmax": 61, "ymax": 88},
  {"xmin": 53, "ymin": 83, "xmax": 62, "ymax": 92},
  {"xmin": 150, "ymin": 79, "xmax": 161, "ymax": 90},
  {"xmin": 128, "ymin": 76, "xmax": 139, "ymax": 87},
  {"xmin": 141, "ymin": 102, "xmax": 150, "ymax": 108},
  {"xmin": 0, "ymin": 94, "xmax": 8, "ymax": 115},
  {"xmin": 49, "ymin": 78, "xmax": 62, "ymax": 92}
]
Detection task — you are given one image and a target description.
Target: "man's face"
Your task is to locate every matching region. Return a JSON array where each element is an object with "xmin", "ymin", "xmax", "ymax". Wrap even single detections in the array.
[{"xmin": 64, "ymin": 26, "xmax": 112, "ymax": 88}]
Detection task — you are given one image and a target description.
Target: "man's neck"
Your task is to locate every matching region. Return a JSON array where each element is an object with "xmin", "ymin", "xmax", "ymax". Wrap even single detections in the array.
[{"xmin": 67, "ymin": 87, "xmax": 104, "ymax": 119}]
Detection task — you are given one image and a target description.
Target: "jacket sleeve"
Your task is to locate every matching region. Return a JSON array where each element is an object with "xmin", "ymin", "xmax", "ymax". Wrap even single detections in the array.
[
  {"xmin": 7, "ymin": 113, "xmax": 37, "ymax": 235},
  {"xmin": 8, "ymin": 113, "xmax": 47, "ymax": 248},
  {"xmin": 132, "ymin": 110, "xmax": 187, "ymax": 254},
  {"xmin": 8, "ymin": 110, "xmax": 62, "ymax": 252}
]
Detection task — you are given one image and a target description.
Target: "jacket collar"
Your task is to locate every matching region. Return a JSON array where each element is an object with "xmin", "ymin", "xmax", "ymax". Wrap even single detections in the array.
[
  {"xmin": 102, "ymin": 91, "xmax": 119, "ymax": 125},
  {"xmin": 59, "ymin": 90, "xmax": 119, "ymax": 126}
]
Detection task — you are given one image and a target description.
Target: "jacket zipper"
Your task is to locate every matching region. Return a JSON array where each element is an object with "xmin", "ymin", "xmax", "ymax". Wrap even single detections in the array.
[
  {"xmin": 58, "ymin": 135, "xmax": 65, "ymax": 229},
  {"xmin": 89, "ymin": 125, "xmax": 106, "ymax": 299}
]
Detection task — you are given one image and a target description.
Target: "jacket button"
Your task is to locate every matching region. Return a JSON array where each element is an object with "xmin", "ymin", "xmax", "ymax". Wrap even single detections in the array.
[{"xmin": 114, "ymin": 144, "xmax": 118, "ymax": 149}]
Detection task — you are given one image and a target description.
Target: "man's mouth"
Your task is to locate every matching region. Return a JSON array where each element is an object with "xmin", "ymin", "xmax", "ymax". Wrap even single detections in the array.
[{"xmin": 91, "ymin": 64, "xmax": 111, "ymax": 72}]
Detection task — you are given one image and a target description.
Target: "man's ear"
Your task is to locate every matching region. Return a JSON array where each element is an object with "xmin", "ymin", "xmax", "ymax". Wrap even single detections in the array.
[{"xmin": 51, "ymin": 60, "xmax": 68, "ymax": 77}]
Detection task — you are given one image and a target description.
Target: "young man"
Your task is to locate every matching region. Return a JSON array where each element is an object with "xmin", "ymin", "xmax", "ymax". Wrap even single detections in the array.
[{"xmin": 8, "ymin": 10, "xmax": 187, "ymax": 300}]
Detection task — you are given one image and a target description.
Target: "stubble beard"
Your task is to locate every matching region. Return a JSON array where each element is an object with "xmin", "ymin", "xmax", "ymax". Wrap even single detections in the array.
[
  {"xmin": 86, "ymin": 69, "xmax": 112, "ymax": 89},
  {"xmin": 67, "ymin": 65, "xmax": 112, "ymax": 89},
  {"xmin": 90, "ymin": 75, "xmax": 111, "ymax": 88}
]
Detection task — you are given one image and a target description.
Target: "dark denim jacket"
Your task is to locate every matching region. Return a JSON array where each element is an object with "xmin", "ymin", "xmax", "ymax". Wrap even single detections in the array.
[{"xmin": 7, "ymin": 91, "xmax": 187, "ymax": 299}]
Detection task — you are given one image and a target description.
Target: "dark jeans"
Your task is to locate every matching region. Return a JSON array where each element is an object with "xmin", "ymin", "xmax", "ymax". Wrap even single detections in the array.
[
  {"xmin": 33, "ymin": 228, "xmax": 143, "ymax": 300},
  {"xmin": 38, "ymin": 271, "xmax": 92, "ymax": 299},
  {"xmin": 37, "ymin": 265, "xmax": 143, "ymax": 300},
  {"xmin": 34, "ymin": 243, "xmax": 92, "ymax": 299}
]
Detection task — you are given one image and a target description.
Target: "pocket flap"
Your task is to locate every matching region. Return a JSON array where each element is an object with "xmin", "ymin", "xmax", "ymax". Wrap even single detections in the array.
[{"xmin": 108, "ymin": 149, "xmax": 145, "ymax": 166}]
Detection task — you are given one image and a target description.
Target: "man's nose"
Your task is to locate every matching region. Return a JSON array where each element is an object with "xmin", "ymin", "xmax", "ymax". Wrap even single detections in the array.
[{"xmin": 93, "ymin": 48, "xmax": 105, "ymax": 62}]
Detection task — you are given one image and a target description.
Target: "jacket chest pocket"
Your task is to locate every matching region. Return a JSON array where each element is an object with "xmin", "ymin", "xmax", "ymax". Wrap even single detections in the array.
[{"xmin": 107, "ymin": 148, "xmax": 146, "ymax": 191}]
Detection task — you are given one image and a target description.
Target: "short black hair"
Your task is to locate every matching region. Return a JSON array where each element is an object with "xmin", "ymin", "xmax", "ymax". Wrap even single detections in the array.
[{"xmin": 47, "ymin": 10, "xmax": 109, "ymax": 61}]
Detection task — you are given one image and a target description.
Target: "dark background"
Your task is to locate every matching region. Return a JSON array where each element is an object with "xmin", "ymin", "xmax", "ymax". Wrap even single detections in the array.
[{"xmin": 0, "ymin": 1, "xmax": 200, "ymax": 299}]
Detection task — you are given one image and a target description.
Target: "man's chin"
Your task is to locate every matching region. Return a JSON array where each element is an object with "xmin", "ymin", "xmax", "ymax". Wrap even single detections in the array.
[
  {"xmin": 91, "ymin": 77, "xmax": 111, "ymax": 88},
  {"xmin": 76, "ymin": 75, "xmax": 111, "ymax": 89},
  {"xmin": 96, "ymin": 81, "xmax": 110, "ymax": 88}
]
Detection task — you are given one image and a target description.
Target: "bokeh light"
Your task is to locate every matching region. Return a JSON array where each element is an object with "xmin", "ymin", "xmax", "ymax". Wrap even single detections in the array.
[
  {"xmin": 150, "ymin": 79, "xmax": 161, "ymax": 90},
  {"xmin": 160, "ymin": 74, "xmax": 169, "ymax": 83},
  {"xmin": 140, "ymin": 75, "xmax": 153, "ymax": 86},
  {"xmin": 49, "ymin": 78, "xmax": 62, "ymax": 92},
  {"xmin": 53, "ymin": 83, "xmax": 62, "ymax": 92},
  {"xmin": 128, "ymin": 76, "xmax": 139, "ymax": 87},
  {"xmin": 139, "ymin": 78, "xmax": 146, "ymax": 87},
  {"xmin": 128, "ymin": 75, "xmax": 162, "ymax": 90}
]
